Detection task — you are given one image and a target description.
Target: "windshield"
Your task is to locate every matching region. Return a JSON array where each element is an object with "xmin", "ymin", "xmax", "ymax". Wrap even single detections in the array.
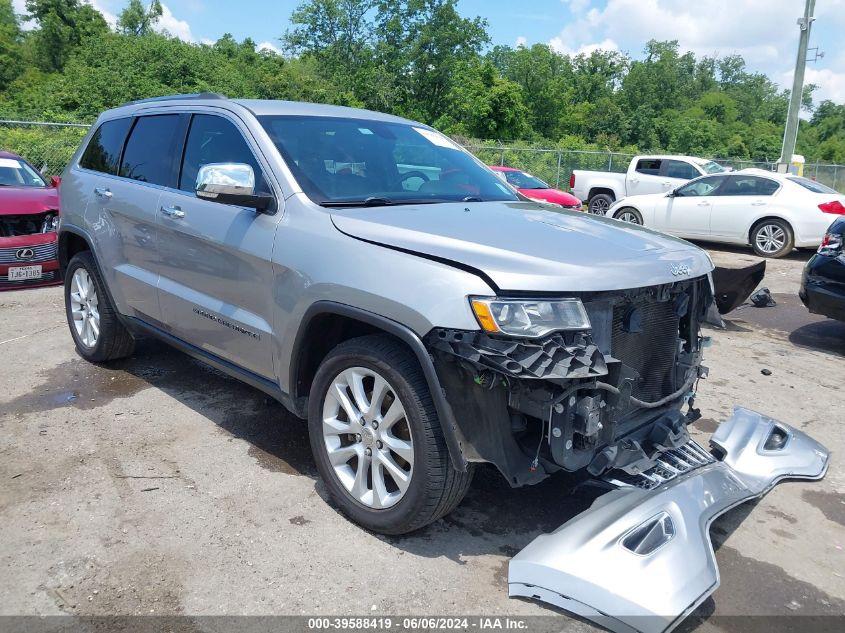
[
  {"xmin": 501, "ymin": 170, "xmax": 548, "ymax": 189},
  {"xmin": 0, "ymin": 157, "xmax": 47, "ymax": 188},
  {"xmin": 787, "ymin": 176, "xmax": 839, "ymax": 194},
  {"xmin": 699, "ymin": 160, "xmax": 727, "ymax": 174},
  {"xmin": 258, "ymin": 116, "xmax": 519, "ymax": 206}
]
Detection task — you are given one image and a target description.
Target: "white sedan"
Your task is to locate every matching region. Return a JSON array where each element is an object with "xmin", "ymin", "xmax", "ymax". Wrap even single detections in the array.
[{"xmin": 606, "ymin": 169, "xmax": 845, "ymax": 257}]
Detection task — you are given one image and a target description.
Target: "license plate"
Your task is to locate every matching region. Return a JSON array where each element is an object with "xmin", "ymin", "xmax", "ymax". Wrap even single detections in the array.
[{"xmin": 7, "ymin": 265, "xmax": 42, "ymax": 281}]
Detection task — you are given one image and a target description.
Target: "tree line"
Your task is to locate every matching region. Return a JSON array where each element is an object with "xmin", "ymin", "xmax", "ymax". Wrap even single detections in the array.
[{"xmin": 0, "ymin": 0, "xmax": 843, "ymax": 163}]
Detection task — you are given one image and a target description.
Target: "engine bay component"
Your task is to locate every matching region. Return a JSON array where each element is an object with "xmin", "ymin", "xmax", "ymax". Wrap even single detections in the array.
[{"xmin": 508, "ymin": 407, "xmax": 830, "ymax": 633}]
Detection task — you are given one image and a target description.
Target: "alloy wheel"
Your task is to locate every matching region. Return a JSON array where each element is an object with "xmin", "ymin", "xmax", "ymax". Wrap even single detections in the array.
[
  {"xmin": 755, "ymin": 224, "xmax": 786, "ymax": 254},
  {"xmin": 69, "ymin": 268, "xmax": 100, "ymax": 348},
  {"xmin": 321, "ymin": 367, "xmax": 414, "ymax": 509},
  {"xmin": 590, "ymin": 198, "xmax": 610, "ymax": 214},
  {"xmin": 618, "ymin": 210, "xmax": 641, "ymax": 224}
]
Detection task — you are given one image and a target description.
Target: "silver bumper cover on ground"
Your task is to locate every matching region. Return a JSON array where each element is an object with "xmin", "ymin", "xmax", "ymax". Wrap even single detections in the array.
[{"xmin": 508, "ymin": 407, "xmax": 830, "ymax": 633}]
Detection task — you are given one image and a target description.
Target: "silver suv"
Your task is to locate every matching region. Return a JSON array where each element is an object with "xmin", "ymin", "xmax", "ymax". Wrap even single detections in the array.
[{"xmin": 58, "ymin": 94, "xmax": 715, "ymax": 534}]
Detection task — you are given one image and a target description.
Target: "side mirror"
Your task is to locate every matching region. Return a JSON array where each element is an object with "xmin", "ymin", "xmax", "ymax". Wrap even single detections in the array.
[
  {"xmin": 50, "ymin": 175, "xmax": 61, "ymax": 188},
  {"xmin": 666, "ymin": 190, "xmax": 675, "ymax": 197},
  {"xmin": 195, "ymin": 163, "xmax": 273, "ymax": 211}
]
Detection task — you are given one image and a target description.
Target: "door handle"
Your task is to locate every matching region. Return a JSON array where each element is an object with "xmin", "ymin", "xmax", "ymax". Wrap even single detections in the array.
[
  {"xmin": 751, "ymin": 201, "xmax": 767, "ymax": 206},
  {"xmin": 161, "ymin": 205, "xmax": 185, "ymax": 219},
  {"xmin": 662, "ymin": 181, "xmax": 672, "ymax": 187},
  {"xmin": 697, "ymin": 201, "xmax": 710, "ymax": 206},
  {"xmin": 94, "ymin": 187, "xmax": 112, "ymax": 200},
  {"xmin": 630, "ymin": 178, "xmax": 639, "ymax": 184}
]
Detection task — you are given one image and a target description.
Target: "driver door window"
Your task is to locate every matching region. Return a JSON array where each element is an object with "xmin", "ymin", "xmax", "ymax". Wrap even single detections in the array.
[
  {"xmin": 178, "ymin": 114, "xmax": 267, "ymax": 195},
  {"xmin": 674, "ymin": 176, "xmax": 727, "ymax": 197}
]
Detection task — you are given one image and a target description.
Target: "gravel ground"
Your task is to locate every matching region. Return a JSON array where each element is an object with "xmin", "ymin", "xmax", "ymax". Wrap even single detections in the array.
[{"xmin": 1, "ymin": 244, "xmax": 843, "ymax": 632}]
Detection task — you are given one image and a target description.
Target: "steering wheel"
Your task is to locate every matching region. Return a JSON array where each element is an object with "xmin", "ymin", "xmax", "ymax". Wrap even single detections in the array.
[{"xmin": 399, "ymin": 170, "xmax": 431, "ymax": 188}]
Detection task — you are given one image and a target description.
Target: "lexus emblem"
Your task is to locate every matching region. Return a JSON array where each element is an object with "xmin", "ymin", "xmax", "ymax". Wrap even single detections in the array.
[
  {"xmin": 15, "ymin": 248, "xmax": 35, "ymax": 261},
  {"xmin": 670, "ymin": 263, "xmax": 692, "ymax": 277}
]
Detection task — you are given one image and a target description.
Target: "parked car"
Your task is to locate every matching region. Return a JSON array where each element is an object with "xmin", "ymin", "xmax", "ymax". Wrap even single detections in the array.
[
  {"xmin": 571, "ymin": 154, "xmax": 727, "ymax": 214},
  {"xmin": 488, "ymin": 165, "xmax": 582, "ymax": 209},
  {"xmin": 606, "ymin": 169, "xmax": 844, "ymax": 258},
  {"xmin": 0, "ymin": 151, "xmax": 62, "ymax": 290},
  {"xmin": 800, "ymin": 215, "xmax": 845, "ymax": 322},
  {"xmin": 59, "ymin": 94, "xmax": 717, "ymax": 537}
]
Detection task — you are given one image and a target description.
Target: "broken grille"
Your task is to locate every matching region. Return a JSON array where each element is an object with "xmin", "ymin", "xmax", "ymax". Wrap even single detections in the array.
[{"xmin": 605, "ymin": 440, "xmax": 716, "ymax": 490}]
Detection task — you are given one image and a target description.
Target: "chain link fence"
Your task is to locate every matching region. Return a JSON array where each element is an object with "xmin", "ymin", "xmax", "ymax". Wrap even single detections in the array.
[{"xmin": 1, "ymin": 120, "xmax": 842, "ymax": 193}]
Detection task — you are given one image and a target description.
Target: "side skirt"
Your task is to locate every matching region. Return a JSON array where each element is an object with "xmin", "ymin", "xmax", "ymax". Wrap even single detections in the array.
[{"xmin": 125, "ymin": 316, "xmax": 298, "ymax": 416}]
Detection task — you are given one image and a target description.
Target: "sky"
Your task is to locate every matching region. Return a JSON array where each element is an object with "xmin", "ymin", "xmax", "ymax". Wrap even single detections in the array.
[{"xmin": 11, "ymin": 0, "xmax": 845, "ymax": 105}]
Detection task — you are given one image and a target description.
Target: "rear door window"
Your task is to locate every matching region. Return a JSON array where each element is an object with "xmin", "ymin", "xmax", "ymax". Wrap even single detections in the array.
[
  {"xmin": 719, "ymin": 175, "xmax": 780, "ymax": 196},
  {"xmin": 662, "ymin": 160, "xmax": 699, "ymax": 180},
  {"xmin": 79, "ymin": 118, "xmax": 132, "ymax": 175},
  {"xmin": 635, "ymin": 159, "xmax": 662, "ymax": 175},
  {"xmin": 119, "ymin": 115, "xmax": 182, "ymax": 187}
]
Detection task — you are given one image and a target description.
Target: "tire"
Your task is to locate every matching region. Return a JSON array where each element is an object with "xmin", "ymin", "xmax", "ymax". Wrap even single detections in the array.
[
  {"xmin": 750, "ymin": 218, "xmax": 794, "ymax": 258},
  {"xmin": 588, "ymin": 193, "xmax": 615, "ymax": 215},
  {"xmin": 64, "ymin": 251, "xmax": 135, "ymax": 362},
  {"xmin": 308, "ymin": 334, "xmax": 474, "ymax": 534},
  {"xmin": 614, "ymin": 207, "xmax": 643, "ymax": 225}
]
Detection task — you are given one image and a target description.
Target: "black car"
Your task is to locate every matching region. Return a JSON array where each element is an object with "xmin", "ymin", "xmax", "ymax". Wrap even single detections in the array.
[{"xmin": 800, "ymin": 216, "xmax": 845, "ymax": 322}]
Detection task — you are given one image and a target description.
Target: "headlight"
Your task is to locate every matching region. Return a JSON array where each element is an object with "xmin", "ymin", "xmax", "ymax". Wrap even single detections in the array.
[
  {"xmin": 41, "ymin": 212, "xmax": 59, "ymax": 233},
  {"xmin": 470, "ymin": 297, "xmax": 591, "ymax": 338}
]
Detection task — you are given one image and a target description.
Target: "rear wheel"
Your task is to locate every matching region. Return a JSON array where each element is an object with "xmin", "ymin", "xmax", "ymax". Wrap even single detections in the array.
[
  {"xmin": 308, "ymin": 334, "xmax": 473, "ymax": 534},
  {"xmin": 615, "ymin": 207, "xmax": 643, "ymax": 225},
  {"xmin": 64, "ymin": 251, "xmax": 135, "ymax": 362},
  {"xmin": 588, "ymin": 193, "xmax": 614, "ymax": 215},
  {"xmin": 751, "ymin": 219, "xmax": 794, "ymax": 258}
]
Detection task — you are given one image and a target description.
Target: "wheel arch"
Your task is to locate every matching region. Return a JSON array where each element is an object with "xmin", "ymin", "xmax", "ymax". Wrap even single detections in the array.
[
  {"xmin": 588, "ymin": 186, "xmax": 617, "ymax": 202},
  {"xmin": 58, "ymin": 225, "xmax": 94, "ymax": 277},
  {"xmin": 289, "ymin": 301, "xmax": 468, "ymax": 472},
  {"xmin": 747, "ymin": 214, "xmax": 793, "ymax": 244}
]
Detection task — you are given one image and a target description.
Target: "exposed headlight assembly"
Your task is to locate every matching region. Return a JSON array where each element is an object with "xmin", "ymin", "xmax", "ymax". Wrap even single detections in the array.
[{"xmin": 470, "ymin": 297, "xmax": 591, "ymax": 338}]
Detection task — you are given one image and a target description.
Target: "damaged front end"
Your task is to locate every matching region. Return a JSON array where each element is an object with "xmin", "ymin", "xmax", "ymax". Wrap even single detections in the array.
[{"xmin": 426, "ymin": 274, "xmax": 718, "ymax": 486}]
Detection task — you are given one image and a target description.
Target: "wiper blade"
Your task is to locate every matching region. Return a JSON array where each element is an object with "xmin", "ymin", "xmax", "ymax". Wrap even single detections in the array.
[
  {"xmin": 461, "ymin": 196, "xmax": 483, "ymax": 202},
  {"xmin": 320, "ymin": 196, "xmax": 394, "ymax": 207}
]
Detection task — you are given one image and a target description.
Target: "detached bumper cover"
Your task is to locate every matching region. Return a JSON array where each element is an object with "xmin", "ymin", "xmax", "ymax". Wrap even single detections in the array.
[{"xmin": 508, "ymin": 407, "xmax": 830, "ymax": 633}]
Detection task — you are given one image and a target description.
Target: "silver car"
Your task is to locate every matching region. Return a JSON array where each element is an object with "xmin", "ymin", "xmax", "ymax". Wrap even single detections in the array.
[{"xmin": 58, "ymin": 94, "xmax": 717, "ymax": 536}]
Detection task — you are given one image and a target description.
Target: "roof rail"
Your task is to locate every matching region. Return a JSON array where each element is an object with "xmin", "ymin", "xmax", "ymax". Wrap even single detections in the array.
[{"xmin": 123, "ymin": 92, "xmax": 228, "ymax": 106}]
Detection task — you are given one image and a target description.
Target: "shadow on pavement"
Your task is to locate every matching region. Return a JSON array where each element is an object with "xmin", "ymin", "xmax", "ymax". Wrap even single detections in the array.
[{"xmin": 726, "ymin": 292, "xmax": 845, "ymax": 356}]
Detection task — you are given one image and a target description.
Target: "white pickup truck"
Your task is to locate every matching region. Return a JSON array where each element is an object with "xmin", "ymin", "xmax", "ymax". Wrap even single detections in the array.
[{"xmin": 570, "ymin": 155, "xmax": 727, "ymax": 214}]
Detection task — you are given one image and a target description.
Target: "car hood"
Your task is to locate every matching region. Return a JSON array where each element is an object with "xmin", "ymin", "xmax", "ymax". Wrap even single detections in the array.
[
  {"xmin": 0, "ymin": 186, "xmax": 60, "ymax": 215},
  {"xmin": 330, "ymin": 201, "xmax": 713, "ymax": 292},
  {"xmin": 521, "ymin": 188, "xmax": 581, "ymax": 206}
]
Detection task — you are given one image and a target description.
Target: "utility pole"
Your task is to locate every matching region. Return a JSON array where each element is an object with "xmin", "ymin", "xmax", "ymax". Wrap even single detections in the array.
[{"xmin": 778, "ymin": 0, "xmax": 816, "ymax": 172}]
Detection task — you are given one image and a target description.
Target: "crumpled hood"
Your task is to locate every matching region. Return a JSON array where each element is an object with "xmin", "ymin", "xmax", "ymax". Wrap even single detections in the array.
[
  {"xmin": 0, "ymin": 186, "xmax": 60, "ymax": 216},
  {"xmin": 331, "ymin": 201, "xmax": 713, "ymax": 292}
]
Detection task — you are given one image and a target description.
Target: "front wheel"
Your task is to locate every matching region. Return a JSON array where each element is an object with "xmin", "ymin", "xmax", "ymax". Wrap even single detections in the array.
[
  {"xmin": 751, "ymin": 219, "xmax": 794, "ymax": 258},
  {"xmin": 308, "ymin": 334, "xmax": 473, "ymax": 534},
  {"xmin": 615, "ymin": 207, "xmax": 643, "ymax": 225}
]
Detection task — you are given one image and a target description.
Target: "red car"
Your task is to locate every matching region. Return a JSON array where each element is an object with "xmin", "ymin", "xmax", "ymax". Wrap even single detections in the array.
[
  {"xmin": 0, "ymin": 151, "xmax": 62, "ymax": 290},
  {"xmin": 489, "ymin": 165, "xmax": 583, "ymax": 210}
]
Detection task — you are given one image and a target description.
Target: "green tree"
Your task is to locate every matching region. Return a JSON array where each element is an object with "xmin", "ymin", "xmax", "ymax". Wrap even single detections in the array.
[
  {"xmin": 117, "ymin": 0, "xmax": 163, "ymax": 37},
  {"xmin": 0, "ymin": 0, "xmax": 24, "ymax": 90},
  {"xmin": 25, "ymin": 0, "xmax": 109, "ymax": 72}
]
